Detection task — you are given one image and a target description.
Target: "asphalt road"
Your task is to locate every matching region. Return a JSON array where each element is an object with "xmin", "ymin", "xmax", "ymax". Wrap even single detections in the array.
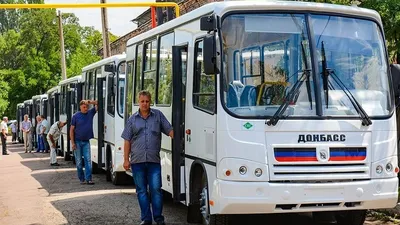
[{"xmin": 0, "ymin": 137, "xmax": 396, "ymax": 225}]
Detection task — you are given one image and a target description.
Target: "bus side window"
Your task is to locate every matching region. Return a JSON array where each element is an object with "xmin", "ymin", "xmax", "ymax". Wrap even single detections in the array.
[{"xmin": 193, "ymin": 39, "xmax": 215, "ymax": 113}]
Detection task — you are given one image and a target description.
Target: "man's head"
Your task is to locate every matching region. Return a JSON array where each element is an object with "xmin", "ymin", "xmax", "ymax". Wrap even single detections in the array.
[
  {"xmin": 24, "ymin": 114, "xmax": 28, "ymax": 121},
  {"xmin": 2, "ymin": 117, "xmax": 7, "ymax": 122},
  {"xmin": 138, "ymin": 90, "xmax": 151, "ymax": 114},
  {"xmin": 58, "ymin": 121, "xmax": 67, "ymax": 128},
  {"xmin": 36, "ymin": 115, "xmax": 41, "ymax": 122},
  {"xmin": 79, "ymin": 100, "xmax": 89, "ymax": 113},
  {"xmin": 40, "ymin": 115, "xmax": 46, "ymax": 120}
]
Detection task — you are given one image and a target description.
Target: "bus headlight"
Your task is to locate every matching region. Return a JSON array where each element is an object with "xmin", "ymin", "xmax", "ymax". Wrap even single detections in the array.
[
  {"xmin": 255, "ymin": 168, "xmax": 263, "ymax": 177},
  {"xmin": 239, "ymin": 166, "xmax": 247, "ymax": 175},
  {"xmin": 386, "ymin": 163, "xmax": 393, "ymax": 172},
  {"xmin": 376, "ymin": 165, "xmax": 383, "ymax": 174}
]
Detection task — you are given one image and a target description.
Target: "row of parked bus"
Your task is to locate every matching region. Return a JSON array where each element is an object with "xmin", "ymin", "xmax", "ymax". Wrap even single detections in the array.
[
  {"xmin": 16, "ymin": 54, "xmax": 130, "ymax": 185},
  {"xmin": 14, "ymin": 1, "xmax": 400, "ymax": 224}
]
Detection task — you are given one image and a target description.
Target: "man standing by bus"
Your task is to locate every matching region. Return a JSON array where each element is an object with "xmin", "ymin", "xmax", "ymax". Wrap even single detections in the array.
[
  {"xmin": 122, "ymin": 90, "xmax": 174, "ymax": 225},
  {"xmin": 40, "ymin": 115, "xmax": 50, "ymax": 153},
  {"xmin": 22, "ymin": 115, "xmax": 32, "ymax": 153},
  {"xmin": 70, "ymin": 100, "xmax": 97, "ymax": 185},
  {"xmin": 10, "ymin": 121, "xmax": 17, "ymax": 144},
  {"xmin": 1, "ymin": 117, "xmax": 8, "ymax": 155}
]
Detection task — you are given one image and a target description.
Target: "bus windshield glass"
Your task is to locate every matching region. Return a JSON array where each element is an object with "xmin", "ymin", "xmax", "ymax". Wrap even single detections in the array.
[{"xmin": 221, "ymin": 13, "xmax": 391, "ymax": 118}]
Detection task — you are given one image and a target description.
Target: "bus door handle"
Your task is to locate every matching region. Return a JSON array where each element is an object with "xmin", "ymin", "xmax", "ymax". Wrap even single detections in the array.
[{"xmin": 186, "ymin": 129, "xmax": 191, "ymax": 142}]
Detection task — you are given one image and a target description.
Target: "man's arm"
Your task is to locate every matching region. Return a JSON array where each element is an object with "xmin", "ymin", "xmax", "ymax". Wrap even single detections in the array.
[
  {"xmin": 124, "ymin": 140, "xmax": 130, "ymax": 162},
  {"xmin": 160, "ymin": 112, "xmax": 174, "ymax": 139},
  {"xmin": 70, "ymin": 125, "xmax": 76, "ymax": 150},
  {"xmin": 86, "ymin": 100, "xmax": 98, "ymax": 112},
  {"xmin": 2, "ymin": 125, "xmax": 6, "ymax": 137}
]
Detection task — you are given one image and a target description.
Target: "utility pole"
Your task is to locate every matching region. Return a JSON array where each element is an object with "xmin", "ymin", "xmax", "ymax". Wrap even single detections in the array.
[
  {"xmin": 57, "ymin": 10, "xmax": 67, "ymax": 80},
  {"xmin": 100, "ymin": 0, "xmax": 111, "ymax": 58}
]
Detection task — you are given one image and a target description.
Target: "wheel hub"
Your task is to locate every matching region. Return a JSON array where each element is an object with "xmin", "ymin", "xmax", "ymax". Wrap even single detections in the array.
[{"xmin": 200, "ymin": 187, "xmax": 210, "ymax": 224}]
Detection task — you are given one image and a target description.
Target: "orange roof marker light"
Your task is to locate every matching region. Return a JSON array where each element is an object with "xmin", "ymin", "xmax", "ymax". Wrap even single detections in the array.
[{"xmin": 0, "ymin": 2, "xmax": 180, "ymax": 17}]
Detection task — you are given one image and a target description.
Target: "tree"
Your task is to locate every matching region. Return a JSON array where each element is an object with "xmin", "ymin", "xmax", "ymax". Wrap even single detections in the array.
[{"xmin": 0, "ymin": 3, "xmax": 118, "ymax": 119}]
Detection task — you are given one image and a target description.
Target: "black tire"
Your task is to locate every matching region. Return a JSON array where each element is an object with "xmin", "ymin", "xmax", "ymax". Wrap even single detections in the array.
[
  {"xmin": 112, "ymin": 171, "xmax": 131, "ymax": 185},
  {"xmin": 200, "ymin": 172, "xmax": 229, "ymax": 225},
  {"xmin": 92, "ymin": 161, "xmax": 100, "ymax": 174},
  {"xmin": 336, "ymin": 210, "xmax": 367, "ymax": 225},
  {"xmin": 63, "ymin": 137, "xmax": 71, "ymax": 161},
  {"xmin": 106, "ymin": 148, "xmax": 112, "ymax": 182}
]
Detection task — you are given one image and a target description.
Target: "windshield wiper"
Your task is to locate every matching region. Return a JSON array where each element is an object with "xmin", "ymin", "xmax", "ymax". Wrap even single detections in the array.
[
  {"xmin": 320, "ymin": 41, "xmax": 372, "ymax": 126},
  {"xmin": 266, "ymin": 69, "xmax": 311, "ymax": 126}
]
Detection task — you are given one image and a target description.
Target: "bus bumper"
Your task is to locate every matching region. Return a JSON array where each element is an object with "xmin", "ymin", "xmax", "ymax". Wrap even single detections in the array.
[{"xmin": 210, "ymin": 177, "xmax": 398, "ymax": 214}]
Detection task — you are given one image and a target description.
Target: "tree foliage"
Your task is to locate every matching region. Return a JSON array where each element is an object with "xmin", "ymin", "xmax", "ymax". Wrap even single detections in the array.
[
  {"xmin": 0, "ymin": 1, "xmax": 118, "ymax": 118},
  {"xmin": 298, "ymin": 0, "xmax": 400, "ymax": 62}
]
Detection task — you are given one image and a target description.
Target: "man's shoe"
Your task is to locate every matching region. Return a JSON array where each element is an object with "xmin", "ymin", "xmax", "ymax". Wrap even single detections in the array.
[
  {"xmin": 86, "ymin": 181, "xmax": 95, "ymax": 185},
  {"xmin": 156, "ymin": 222, "xmax": 166, "ymax": 225},
  {"xmin": 50, "ymin": 163, "xmax": 60, "ymax": 166},
  {"xmin": 140, "ymin": 221, "xmax": 152, "ymax": 225},
  {"xmin": 2, "ymin": 152, "xmax": 8, "ymax": 155}
]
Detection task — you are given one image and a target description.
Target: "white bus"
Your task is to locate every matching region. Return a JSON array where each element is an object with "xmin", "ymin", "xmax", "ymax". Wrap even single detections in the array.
[
  {"xmin": 46, "ymin": 86, "xmax": 60, "ymax": 126},
  {"xmin": 123, "ymin": 1, "xmax": 399, "ymax": 224},
  {"xmin": 80, "ymin": 54, "xmax": 129, "ymax": 184},
  {"xmin": 59, "ymin": 75, "xmax": 83, "ymax": 160},
  {"xmin": 16, "ymin": 103, "xmax": 25, "ymax": 143}
]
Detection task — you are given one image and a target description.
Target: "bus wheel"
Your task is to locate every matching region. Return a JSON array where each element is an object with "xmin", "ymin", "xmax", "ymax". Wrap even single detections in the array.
[
  {"xmin": 106, "ymin": 148, "xmax": 112, "ymax": 182},
  {"xmin": 200, "ymin": 173, "xmax": 229, "ymax": 225},
  {"xmin": 335, "ymin": 210, "xmax": 366, "ymax": 225}
]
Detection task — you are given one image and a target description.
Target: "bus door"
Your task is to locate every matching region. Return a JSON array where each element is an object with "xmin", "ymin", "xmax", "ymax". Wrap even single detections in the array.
[
  {"xmin": 172, "ymin": 44, "xmax": 188, "ymax": 202},
  {"xmin": 97, "ymin": 76, "xmax": 106, "ymax": 168}
]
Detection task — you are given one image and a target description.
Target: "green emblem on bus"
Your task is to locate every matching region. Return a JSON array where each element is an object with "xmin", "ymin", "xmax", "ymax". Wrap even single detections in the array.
[{"xmin": 243, "ymin": 122, "xmax": 253, "ymax": 130}]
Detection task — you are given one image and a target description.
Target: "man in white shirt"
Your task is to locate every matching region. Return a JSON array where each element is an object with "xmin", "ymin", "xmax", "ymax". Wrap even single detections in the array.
[
  {"xmin": 1, "ymin": 117, "xmax": 9, "ymax": 155},
  {"xmin": 10, "ymin": 122, "xmax": 17, "ymax": 144},
  {"xmin": 40, "ymin": 115, "xmax": 50, "ymax": 153},
  {"xmin": 47, "ymin": 121, "xmax": 67, "ymax": 166},
  {"xmin": 21, "ymin": 115, "xmax": 33, "ymax": 153}
]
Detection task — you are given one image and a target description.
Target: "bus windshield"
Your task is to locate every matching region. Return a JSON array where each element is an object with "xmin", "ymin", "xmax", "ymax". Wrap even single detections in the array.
[{"xmin": 221, "ymin": 13, "xmax": 391, "ymax": 118}]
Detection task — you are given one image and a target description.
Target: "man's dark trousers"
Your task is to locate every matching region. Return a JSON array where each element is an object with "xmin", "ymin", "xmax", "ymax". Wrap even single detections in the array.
[{"xmin": 1, "ymin": 135, "xmax": 7, "ymax": 154}]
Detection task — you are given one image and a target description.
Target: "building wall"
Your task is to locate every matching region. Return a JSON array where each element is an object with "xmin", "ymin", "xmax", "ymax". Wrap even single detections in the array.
[{"xmin": 98, "ymin": 0, "xmax": 218, "ymax": 57}]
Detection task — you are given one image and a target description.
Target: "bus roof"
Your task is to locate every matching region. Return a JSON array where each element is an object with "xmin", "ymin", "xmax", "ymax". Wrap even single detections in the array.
[
  {"xmin": 46, "ymin": 86, "xmax": 60, "ymax": 94},
  {"xmin": 82, "ymin": 54, "xmax": 126, "ymax": 72},
  {"xmin": 126, "ymin": 1, "xmax": 381, "ymax": 47},
  {"xmin": 32, "ymin": 94, "xmax": 48, "ymax": 100},
  {"xmin": 23, "ymin": 99, "xmax": 33, "ymax": 104},
  {"xmin": 58, "ymin": 75, "xmax": 82, "ymax": 86}
]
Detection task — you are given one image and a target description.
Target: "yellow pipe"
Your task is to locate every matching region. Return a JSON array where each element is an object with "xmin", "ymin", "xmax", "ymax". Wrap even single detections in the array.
[{"xmin": 0, "ymin": 2, "xmax": 180, "ymax": 17}]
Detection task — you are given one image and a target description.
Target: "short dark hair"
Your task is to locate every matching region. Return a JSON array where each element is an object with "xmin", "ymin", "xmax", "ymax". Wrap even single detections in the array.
[
  {"xmin": 80, "ymin": 100, "xmax": 88, "ymax": 106},
  {"xmin": 40, "ymin": 115, "xmax": 46, "ymax": 119},
  {"xmin": 138, "ymin": 90, "xmax": 151, "ymax": 100}
]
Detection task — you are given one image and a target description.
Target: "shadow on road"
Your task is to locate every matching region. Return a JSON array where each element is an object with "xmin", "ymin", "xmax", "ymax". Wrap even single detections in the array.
[{"xmin": 8, "ymin": 141, "xmax": 378, "ymax": 225}]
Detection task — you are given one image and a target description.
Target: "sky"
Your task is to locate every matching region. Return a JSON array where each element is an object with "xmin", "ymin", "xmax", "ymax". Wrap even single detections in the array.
[{"xmin": 45, "ymin": 0, "xmax": 156, "ymax": 37}]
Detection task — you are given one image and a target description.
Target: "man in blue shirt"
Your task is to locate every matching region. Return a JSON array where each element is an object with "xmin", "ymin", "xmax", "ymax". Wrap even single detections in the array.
[
  {"xmin": 70, "ymin": 99, "xmax": 98, "ymax": 185},
  {"xmin": 122, "ymin": 90, "xmax": 173, "ymax": 225}
]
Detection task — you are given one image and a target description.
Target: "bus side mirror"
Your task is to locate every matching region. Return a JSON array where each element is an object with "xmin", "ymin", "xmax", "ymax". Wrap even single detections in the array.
[
  {"xmin": 200, "ymin": 14, "xmax": 218, "ymax": 32},
  {"xmin": 105, "ymin": 64, "xmax": 115, "ymax": 73},
  {"xmin": 203, "ymin": 34, "xmax": 218, "ymax": 75},
  {"xmin": 391, "ymin": 64, "xmax": 400, "ymax": 106}
]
